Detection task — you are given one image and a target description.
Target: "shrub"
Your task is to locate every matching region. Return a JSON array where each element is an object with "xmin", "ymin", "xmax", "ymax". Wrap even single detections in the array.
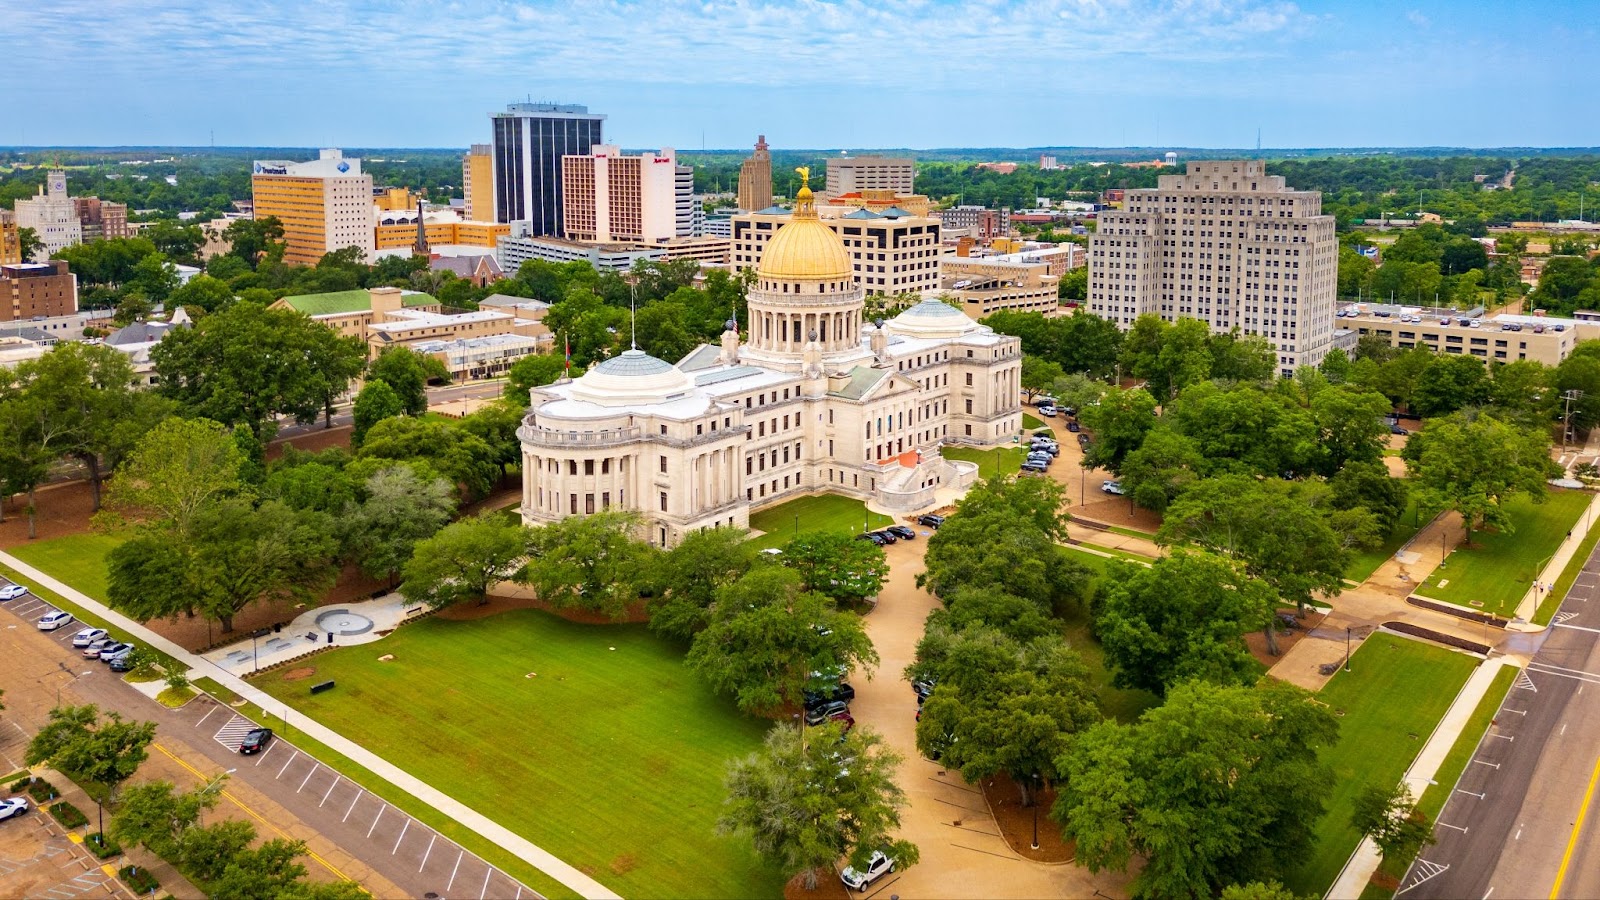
[
  {"xmin": 27, "ymin": 779, "xmax": 58, "ymax": 802},
  {"xmin": 86, "ymin": 832, "xmax": 122, "ymax": 859},
  {"xmin": 164, "ymin": 671, "xmax": 190, "ymax": 692},
  {"xmin": 7, "ymin": 776, "xmax": 32, "ymax": 793},
  {"xmin": 118, "ymin": 865, "xmax": 160, "ymax": 895},
  {"xmin": 48, "ymin": 801, "xmax": 88, "ymax": 829}
]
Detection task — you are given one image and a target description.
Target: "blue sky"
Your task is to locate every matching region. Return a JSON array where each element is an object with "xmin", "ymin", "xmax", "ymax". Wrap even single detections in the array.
[{"xmin": 3, "ymin": 0, "xmax": 1596, "ymax": 150}]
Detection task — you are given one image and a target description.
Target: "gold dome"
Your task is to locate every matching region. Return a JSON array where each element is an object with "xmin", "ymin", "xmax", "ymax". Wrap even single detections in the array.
[{"xmin": 758, "ymin": 168, "xmax": 853, "ymax": 281}]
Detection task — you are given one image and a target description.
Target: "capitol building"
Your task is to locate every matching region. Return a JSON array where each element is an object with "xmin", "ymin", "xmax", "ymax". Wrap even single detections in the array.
[{"xmin": 516, "ymin": 172, "xmax": 1023, "ymax": 547}]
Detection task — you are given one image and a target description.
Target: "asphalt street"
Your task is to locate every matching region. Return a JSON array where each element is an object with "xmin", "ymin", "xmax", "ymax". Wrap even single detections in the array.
[
  {"xmin": 1400, "ymin": 543, "xmax": 1600, "ymax": 899},
  {"xmin": 0, "ymin": 578, "xmax": 542, "ymax": 900}
]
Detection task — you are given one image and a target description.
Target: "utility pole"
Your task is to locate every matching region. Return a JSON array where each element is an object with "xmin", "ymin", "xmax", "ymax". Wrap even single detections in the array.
[{"xmin": 1564, "ymin": 389, "xmax": 1584, "ymax": 454}]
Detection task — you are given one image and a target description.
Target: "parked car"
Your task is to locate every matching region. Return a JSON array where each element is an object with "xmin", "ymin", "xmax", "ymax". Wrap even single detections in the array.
[
  {"xmin": 804, "ymin": 682, "xmax": 856, "ymax": 710},
  {"xmin": 0, "ymin": 797, "xmax": 30, "ymax": 823},
  {"xmin": 1038, "ymin": 406, "xmax": 1057, "ymax": 417},
  {"xmin": 0, "ymin": 584, "xmax": 28, "ymax": 602},
  {"xmin": 71, "ymin": 628, "xmax": 110, "ymax": 648},
  {"xmin": 239, "ymin": 727, "xmax": 274, "ymax": 755},
  {"xmin": 869, "ymin": 529, "xmax": 897, "ymax": 545},
  {"xmin": 1389, "ymin": 422, "xmax": 1409, "ymax": 435},
  {"xmin": 81, "ymin": 638, "xmax": 117, "ymax": 659},
  {"xmin": 1031, "ymin": 442, "xmax": 1059, "ymax": 456},
  {"xmin": 916, "ymin": 513, "xmax": 945, "ymax": 528},
  {"xmin": 1067, "ymin": 421, "xmax": 1081, "ymax": 432},
  {"xmin": 1033, "ymin": 429, "xmax": 1054, "ymax": 439},
  {"xmin": 856, "ymin": 532, "xmax": 887, "ymax": 545},
  {"xmin": 840, "ymin": 851, "xmax": 895, "ymax": 891},
  {"xmin": 1033, "ymin": 397, "xmax": 1056, "ymax": 408},
  {"xmin": 36, "ymin": 611, "xmax": 73, "ymax": 632},
  {"xmin": 826, "ymin": 711, "xmax": 855, "ymax": 735},
  {"xmin": 913, "ymin": 678, "xmax": 937, "ymax": 699},
  {"xmin": 108, "ymin": 655, "xmax": 135, "ymax": 673},
  {"xmin": 805, "ymin": 699, "xmax": 851, "ymax": 726},
  {"xmin": 884, "ymin": 524, "xmax": 916, "ymax": 540},
  {"xmin": 1061, "ymin": 407, "xmax": 1077, "ymax": 417},
  {"xmin": 1101, "ymin": 479, "xmax": 1126, "ymax": 496},
  {"xmin": 1021, "ymin": 460, "xmax": 1048, "ymax": 473},
  {"xmin": 99, "ymin": 643, "xmax": 136, "ymax": 664}
]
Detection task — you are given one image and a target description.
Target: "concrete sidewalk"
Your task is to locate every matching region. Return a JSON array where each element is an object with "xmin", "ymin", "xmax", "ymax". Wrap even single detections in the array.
[
  {"xmin": 0, "ymin": 550, "xmax": 621, "ymax": 900},
  {"xmin": 1325, "ymin": 657, "xmax": 1515, "ymax": 899},
  {"xmin": 1511, "ymin": 491, "xmax": 1600, "ymax": 621}
]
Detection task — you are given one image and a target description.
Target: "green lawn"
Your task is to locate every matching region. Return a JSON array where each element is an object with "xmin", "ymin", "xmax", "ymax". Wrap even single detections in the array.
[
  {"xmin": 255, "ymin": 610, "xmax": 783, "ymax": 899},
  {"xmin": 941, "ymin": 445, "xmax": 1026, "ymax": 479},
  {"xmin": 1415, "ymin": 490, "xmax": 1591, "ymax": 617},
  {"xmin": 6, "ymin": 531, "xmax": 126, "ymax": 603},
  {"xmin": 1538, "ymin": 514, "xmax": 1600, "ymax": 625},
  {"xmin": 746, "ymin": 493, "xmax": 894, "ymax": 550},
  {"xmin": 1057, "ymin": 545, "xmax": 1161, "ymax": 724},
  {"xmin": 1283, "ymin": 634, "xmax": 1480, "ymax": 897},
  {"xmin": 1022, "ymin": 413, "xmax": 1047, "ymax": 430},
  {"xmin": 1346, "ymin": 500, "xmax": 1432, "ymax": 584}
]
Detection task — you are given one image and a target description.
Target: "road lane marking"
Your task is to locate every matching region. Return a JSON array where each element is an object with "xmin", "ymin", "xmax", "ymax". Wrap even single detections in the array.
[
  {"xmin": 419, "ymin": 834, "xmax": 435, "ymax": 872},
  {"xmin": 1438, "ymin": 822, "xmax": 1469, "ymax": 833},
  {"xmin": 277, "ymin": 749, "xmax": 300, "ymax": 778},
  {"xmin": 1488, "ymin": 733, "xmax": 1514, "ymax": 742},
  {"xmin": 254, "ymin": 742, "xmax": 273, "ymax": 765},
  {"xmin": 1549, "ymin": 749, "xmax": 1600, "ymax": 898},
  {"xmin": 481, "ymin": 866, "xmax": 492, "ymax": 899},
  {"xmin": 1456, "ymin": 788, "xmax": 1486, "ymax": 799},
  {"xmin": 1505, "ymin": 708, "xmax": 1527, "ymax": 715},
  {"xmin": 366, "ymin": 803, "xmax": 386, "ymax": 839},
  {"xmin": 342, "ymin": 790, "xmax": 364, "ymax": 822},
  {"xmin": 297, "ymin": 763, "xmax": 320, "ymax": 793},
  {"xmin": 447, "ymin": 850, "xmax": 463, "ymax": 891},
  {"xmin": 319, "ymin": 775, "xmax": 340, "ymax": 807},
  {"xmin": 1553, "ymin": 622, "xmax": 1600, "ymax": 634},
  {"xmin": 1473, "ymin": 759, "xmax": 1501, "ymax": 769},
  {"xmin": 391, "ymin": 819, "xmax": 409, "ymax": 855}
]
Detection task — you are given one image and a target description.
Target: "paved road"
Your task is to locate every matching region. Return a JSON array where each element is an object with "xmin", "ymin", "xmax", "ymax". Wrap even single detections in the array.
[
  {"xmin": 0, "ymin": 580, "xmax": 542, "ymax": 900},
  {"xmin": 1400, "ymin": 544, "xmax": 1600, "ymax": 899}
]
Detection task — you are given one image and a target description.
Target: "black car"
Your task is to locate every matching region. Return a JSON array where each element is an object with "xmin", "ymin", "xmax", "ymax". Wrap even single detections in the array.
[
  {"xmin": 1067, "ymin": 421, "xmax": 1081, "ymax": 432},
  {"xmin": 1077, "ymin": 432, "xmax": 1091, "ymax": 445},
  {"xmin": 239, "ymin": 727, "xmax": 273, "ymax": 755},
  {"xmin": 870, "ymin": 530, "xmax": 897, "ymax": 544},
  {"xmin": 1389, "ymin": 422, "xmax": 1409, "ymax": 435},
  {"xmin": 856, "ymin": 532, "xmax": 887, "ymax": 545},
  {"xmin": 804, "ymin": 682, "xmax": 857, "ymax": 710},
  {"xmin": 916, "ymin": 514, "xmax": 945, "ymax": 528},
  {"xmin": 884, "ymin": 525, "xmax": 916, "ymax": 540}
]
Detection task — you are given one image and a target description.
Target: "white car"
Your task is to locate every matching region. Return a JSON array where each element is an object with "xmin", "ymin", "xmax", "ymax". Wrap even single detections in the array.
[
  {"xmin": 1039, "ymin": 406, "xmax": 1058, "ymax": 417},
  {"xmin": 0, "ymin": 797, "xmax": 30, "ymax": 822},
  {"xmin": 1101, "ymin": 479, "xmax": 1126, "ymax": 496},
  {"xmin": 841, "ymin": 851, "xmax": 894, "ymax": 890},
  {"xmin": 37, "ymin": 611, "xmax": 74, "ymax": 631},
  {"xmin": 71, "ymin": 627, "xmax": 110, "ymax": 648},
  {"xmin": 0, "ymin": 584, "xmax": 28, "ymax": 602}
]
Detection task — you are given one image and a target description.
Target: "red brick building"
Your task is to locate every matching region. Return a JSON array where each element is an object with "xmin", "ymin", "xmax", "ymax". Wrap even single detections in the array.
[{"xmin": 1, "ymin": 262, "xmax": 79, "ymax": 321}]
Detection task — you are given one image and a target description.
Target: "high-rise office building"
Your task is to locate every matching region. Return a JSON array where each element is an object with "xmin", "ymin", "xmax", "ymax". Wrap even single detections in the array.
[
  {"xmin": 675, "ymin": 164, "xmax": 700, "ymax": 237},
  {"xmin": 826, "ymin": 155, "xmax": 915, "ymax": 195},
  {"xmin": 251, "ymin": 150, "xmax": 375, "ymax": 266},
  {"xmin": 561, "ymin": 146, "xmax": 680, "ymax": 244},
  {"xmin": 73, "ymin": 197, "xmax": 129, "ymax": 242},
  {"xmin": 13, "ymin": 170, "xmax": 82, "ymax": 259},
  {"xmin": 462, "ymin": 144, "xmax": 494, "ymax": 222},
  {"xmin": 1087, "ymin": 160, "xmax": 1338, "ymax": 376},
  {"xmin": 489, "ymin": 102, "xmax": 605, "ymax": 236},
  {"xmin": 737, "ymin": 135, "xmax": 773, "ymax": 212}
]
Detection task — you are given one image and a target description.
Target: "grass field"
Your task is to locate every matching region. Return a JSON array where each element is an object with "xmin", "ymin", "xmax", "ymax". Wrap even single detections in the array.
[
  {"xmin": 1415, "ymin": 490, "xmax": 1590, "ymax": 616},
  {"xmin": 1346, "ymin": 500, "xmax": 1431, "ymax": 584},
  {"xmin": 1537, "ymin": 511, "xmax": 1600, "ymax": 625},
  {"xmin": 1022, "ymin": 413, "xmax": 1047, "ymax": 430},
  {"xmin": 255, "ymin": 610, "xmax": 783, "ymax": 899},
  {"xmin": 6, "ymin": 532, "xmax": 125, "ymax": 603},
  {"xmin": 940, "ymin": 445, "xmax": 1026, "ymax": 479},
  {"xmin": 1283, "ymin": 634, "xmax": 1480, "ymax": 896},
  {"xmin": 1057, "ymin": 545, "xmax": 1161, "ymax": 723},
  {"xmin": 746, "ymin": 493, "xmax": 894, "ymax": 550}
]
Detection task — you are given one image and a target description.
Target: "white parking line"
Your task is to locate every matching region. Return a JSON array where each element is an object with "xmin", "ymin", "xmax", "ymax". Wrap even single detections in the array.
[
  {"xmin": 391, "ymin": 819, "xmax": 410, "ymax": 855},
  {"xmin": 342, "ymin": 790, "xmax": 365, "ymax": 823},
  {"xmin": 297, "ymin": 763, "xmax": 320, "ymax": 793},
  {"xmin": 253, "ymin": 742, "xmax": 273, "ymax": 766},
  {"xmin": 277, "ymin": 749, "xmax": 300, "ymax": 779},
  {"xmin": 366, "ymin": 804, "xmax": 386, "ymax": 839},
  {"xmin": 481, "ymin": 867, "xmax": 492, "ymax": 899},
  {"xmin": 195, "ymin": 707, "xmax": 219, "ymax": 729},
  {"xmin": 446, "ymin": 850, "xmax": 463, "ymax": 891},
  {"xmin": 319, "ymin": 775, "xmax": 340, "ymax": 807},
  {"xmin": 418, "ymin": 834, "xmax": 436, "ymax": 872}
]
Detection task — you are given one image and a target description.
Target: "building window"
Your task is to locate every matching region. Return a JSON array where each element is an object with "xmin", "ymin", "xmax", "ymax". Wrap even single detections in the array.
[
  {"xmin": 659, "ymin": 491, "xmax": 668, "ymax": 511},
  {"xmin": 659, "ymin": 455, "xmax": 667, "ymax": 473}
]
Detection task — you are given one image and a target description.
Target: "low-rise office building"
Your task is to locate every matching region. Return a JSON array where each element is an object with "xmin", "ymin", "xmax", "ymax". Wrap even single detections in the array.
[
  {"xmin": 2, "ymin": 261, "xmax": 79, "ymax": 321},
  {"xmin": 732, "ymin": 206, "xmax": 940, "ymax": 296},
  {"xmin": 937, "ymin": 255, "xmax": 1062, "ymax": 319},
  {"xmin": 273, "ymin": 286, "xmax": 550, "ymax": 371},
  {"xmin": 1336, "ymin": 303, "xmax": 1597, "ymax": 365}
]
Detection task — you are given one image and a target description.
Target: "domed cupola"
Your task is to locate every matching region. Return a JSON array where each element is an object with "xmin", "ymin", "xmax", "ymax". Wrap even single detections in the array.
[
  {"xmin": 568, "ymin": 349, "xmax": 695, "ymax": 407},
  {"xmin": 887, "ymin": 298, "xmax": 983, "ymax": 339}
]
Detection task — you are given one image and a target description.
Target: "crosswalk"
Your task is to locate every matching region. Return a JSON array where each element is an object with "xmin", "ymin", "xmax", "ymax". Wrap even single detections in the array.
[{"xmin": 212, "ymin": 715, "xmax": 256, "ymax": 751}]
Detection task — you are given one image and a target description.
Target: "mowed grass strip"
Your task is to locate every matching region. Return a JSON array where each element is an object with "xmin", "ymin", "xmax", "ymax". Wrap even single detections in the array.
[
  {"xmin": 1416, "ymin": 664, "xmax": 1518, "ymax": 823},
  {"xmin": 940, "ymin": 445, "xmax": 1027, "ymax": 479},
  {"xmin": 1415, "ymin": 490, "xmax": 1591, "ymax": 617},
  {"xmin": 1537, "ymin": 511, "xmax": 1600, "ymax": 625},
  {"xmin": 1346, "ymin": 500, "xmax": 1432, "ymax": 584},
  {"xmin": 1283, "ymin": 633, "xmax": 1480, "ymax": 896},
  {"xmin": 7, "ymin": 531, "xmax": 126, "ymax": 603},
  {"xmin": 255, "ymin": 610, "xmax": 783, "ymax": 899},
  {"xmin": 746, "ymin": 493, "xmax": 893, "ymax": 550}
]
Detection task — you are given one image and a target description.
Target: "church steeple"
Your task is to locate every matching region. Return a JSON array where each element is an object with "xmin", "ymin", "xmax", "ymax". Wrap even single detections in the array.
[{"xmin": 412, "ymin": 199, "xmax": 430, "ymax": 257}]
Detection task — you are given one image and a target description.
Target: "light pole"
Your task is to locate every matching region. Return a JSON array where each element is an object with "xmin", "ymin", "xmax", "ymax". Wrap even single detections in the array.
[
  {"xmin": 1345, "ymin": 627, "xmax": 1352, "ymax": 672},
  {"xmin": 1563, "ymin": 389, "xmax": 1584, "ymax": 454},
  {"xmin": 1030, "ymin": 773, "xmax": 1041, "ymax": 850},
  {"xmin": 250, "ymin": 628, "xmax": 270, "ymax": 674}
]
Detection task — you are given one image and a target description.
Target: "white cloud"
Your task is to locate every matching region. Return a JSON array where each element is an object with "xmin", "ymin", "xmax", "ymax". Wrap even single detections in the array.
[{"xmin": 1407, "ymin": 9, "xmax": 1431, "ymax": 28}]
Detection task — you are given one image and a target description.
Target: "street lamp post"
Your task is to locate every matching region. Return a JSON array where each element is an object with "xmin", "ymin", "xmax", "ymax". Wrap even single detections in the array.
[
  {"xmin": 1030, "ymin": 773, "xmax": 1041, "ymax": 850},
  {"xmin": 1345, "ymin": 627, "xmax": 1352, "ymax": 672}
]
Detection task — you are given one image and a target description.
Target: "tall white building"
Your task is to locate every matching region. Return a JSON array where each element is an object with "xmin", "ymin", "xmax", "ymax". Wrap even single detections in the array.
[
  {"xmin": 1087, "ymin": 160, "xmax": 1338, "ymax": 376},
  {"xmin": 250, "ymin": 150, "xmax": 375, "ymax": 266},
  {"xmin": 516, "ymin": 172, "xmax": 1022, "ymax": 547},
  {"xmin": 13, "ymin": 170, "xmax": 82, "ymax": 259},
  {"xmin": 561, "ymin": 146, "xmax": 680, "ymax": 244},
  {"xmin": 675, "ymin": 164, "xmax": 700, "ymax": 237},
  {"xmin": 826, "ymin": 156, "xmax": 915, "ymax": 195}
]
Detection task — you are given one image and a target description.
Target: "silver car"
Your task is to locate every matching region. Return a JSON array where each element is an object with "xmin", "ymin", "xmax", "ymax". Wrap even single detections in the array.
[{"xmin": 72, "ymin": 627, "xmax": 110, "ymax": 648}]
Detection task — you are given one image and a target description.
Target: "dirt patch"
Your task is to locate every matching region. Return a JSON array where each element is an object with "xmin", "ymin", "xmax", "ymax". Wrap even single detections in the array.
[
  {"xmin": 280, "ymin": 667, "xmax": 317, "ymax": 682},
  {"xmin": 782, "ymin": 869, "xmax": 849, "ymax": 900},
  {"xmin": 0, "ymin": 478, "xmax": 102, "ymax": 547},
  {"xmin": 152, "ymin": 563, "xmax": 386, "ymax": 653},
  {"xmin": 264, "ymin": 425, "xmax": 353, "ymax": 461},
  {"xmin": 1245, "ymin": 608, "xmax": 1329, "ymax": 667},
  {"xmin": 443, "ymin": 588, "xmax": 650, "ymax": 624},
  {"xmin": 1371, "ymin": 871, "xmax": 1401, "ymax": 891},
  {"xmin": 1073, "ymin": 495, "xmax": 1163, "ymax": 533},
  {"xmin": 607, "ymin": 855, "xmax": 637, "ymax": 877},
  {"xmin": 981, "ymin": 772, "xmax": 1074, "ymax": 863}
]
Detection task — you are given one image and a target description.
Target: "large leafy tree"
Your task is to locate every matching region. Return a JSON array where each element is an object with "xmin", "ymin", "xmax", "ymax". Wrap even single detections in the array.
[
  {"xmin": 911, "ymin": 627, "xmax": 1099, "ymax": 805},
  {"xmin": 367, "ymin": 346, "xmax": 446, "ymax": 417},
  {"xmin": 1053, "ymin": 680, "xmax": 1338, "ymax": 899},
  {"xmin": 351, "ymin": 379, "xmax": 403, "ymax": 447},
  {"xmin": 1402, "ymin": 410, "xmax": 1558, "ymax": 541},
  {"xmin": 188, "ymin": 498, "xmax": 338, "ymax": 633},
  {"xmin": 342, "ymin": 466, "xmax": 457, "ymax": 587},
  {"xmin": 357, "ymin": 415, "xmax": 500, "ymax": 500},
  {"xmin": 104, "ymin": 417, "xmax": 246, "ymax": 537},
  {"xmin": 686, "ymin": 567, "xmax": 877, "ymax": 714},
  {"xmin": 1412, "ymin": 354, "xmax": 1491, "ymax": 418},
  {"xmin": 646, "ymin": 526, "xmax": 762, "ymax": 640},
  {"xmin": 1078, "ymin": 387, "xmax": 1158, "ymax": 474},
  {"xmin": 26, "ymin": 705, "xmax": 157, "ymax": 836},
  {"xmin": 1118, "ymin": 426, "xmax": 1204, "ymax": 512},
  {"xmin": 719, "ymin": 724, "xmax": 919, "ymax": 891},
  {"xmin": 520, "ymin": 510, "xmax": 659, "ymax": 618},
  {"xmin": 503, "ymin": 353, "xmax": 568, "ymax": 404},
  {"xmin": 1350, "ymin": 783, "xmax": 1436, "ymax": 864},
  {"xmin": 111, "ymin": 779, "xmax": 219, "ymax": 860},
  {"xmin": 920, "ymin": 477, "xmax": 1089, "ymax": 616},
  {"xmin": 779, "ymin": 531, "xmax": 888, "ymax": 605},
  {"xmin": 399, "ymin": 514, "xmax": 526, "ymax": 609},
  {"xmin": 1092, "ymin": 552, "xmax": 1273, "ymax": 695}
]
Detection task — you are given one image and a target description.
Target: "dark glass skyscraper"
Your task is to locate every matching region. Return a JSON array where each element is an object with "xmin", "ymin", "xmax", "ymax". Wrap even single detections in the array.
[{"xmin": 490, "ymin": 102, "xmax": 606, "ymax": 236}]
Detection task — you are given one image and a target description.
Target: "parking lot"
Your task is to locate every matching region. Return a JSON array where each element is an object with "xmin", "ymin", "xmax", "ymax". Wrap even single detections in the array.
[
  {"xmin": 0, "ymin": 576, "xmax": 542, "ymax": 900},
  {"xmin": 0, "ymin": 788, "xmax": 125, "ymax": 900}
]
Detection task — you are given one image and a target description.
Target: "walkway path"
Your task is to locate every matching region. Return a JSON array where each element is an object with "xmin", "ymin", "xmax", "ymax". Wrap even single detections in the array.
[
  {"xmin": 853, "ymin": 536, "xmax": 1130, "ymax": 898},
  {"xmin": 0, "ymin": 550, "xmax": 621, "ymax": 900},
  {"xmin": 1326, "ymin": 658, "xmax": 1514, "ymax": 899}
]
